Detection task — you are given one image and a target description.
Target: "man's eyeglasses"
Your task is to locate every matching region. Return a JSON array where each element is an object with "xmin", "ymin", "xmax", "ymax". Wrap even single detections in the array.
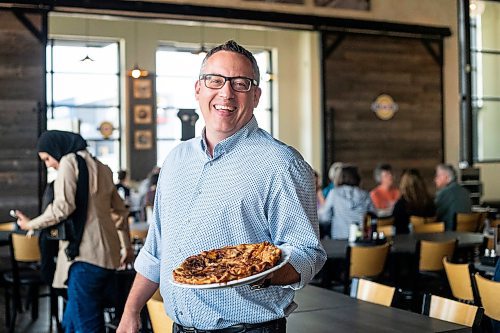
[{"xmin": 199, "ymin": 74, "xmax": 258, "ymax": 92}]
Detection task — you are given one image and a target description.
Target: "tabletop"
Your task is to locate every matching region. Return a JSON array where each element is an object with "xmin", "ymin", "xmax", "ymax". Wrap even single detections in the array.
[
  {"xmin": 321, "ymin": 231, "xmax": 484, "ymax": 259},
  {"xmin": 290, "ymin": 285, "xmax": 470, "ymax": 332}
]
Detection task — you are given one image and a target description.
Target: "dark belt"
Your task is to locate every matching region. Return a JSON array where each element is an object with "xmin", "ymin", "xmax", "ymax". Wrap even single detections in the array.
[{"xmin": 174, "ymin": 317, "xmax": 286, "ymax": 333}]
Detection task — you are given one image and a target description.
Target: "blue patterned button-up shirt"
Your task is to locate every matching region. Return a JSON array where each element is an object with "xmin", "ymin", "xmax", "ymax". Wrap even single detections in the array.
[{"xmin": 135, "ymin": 116, "xmax": 326, "ymax": 330}]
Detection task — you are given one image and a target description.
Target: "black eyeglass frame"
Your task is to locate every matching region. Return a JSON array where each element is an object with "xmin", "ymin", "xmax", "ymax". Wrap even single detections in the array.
[{"xmin": 199, "ymin": 74, "xmax": 259, "ymax": 92}]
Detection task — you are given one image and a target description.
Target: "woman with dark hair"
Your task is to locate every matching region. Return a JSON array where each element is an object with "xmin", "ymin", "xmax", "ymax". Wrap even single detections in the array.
[
  {"xmin": 393, "ymin": 168, "xmax": 436, "ymax": 234},
  {"xmin": 318, "ymin": 165, "xmax": 375, "ymax": 239},
  {"xmin": 15, "ymin": 130, "xmax": 134, "ymax": 333}
]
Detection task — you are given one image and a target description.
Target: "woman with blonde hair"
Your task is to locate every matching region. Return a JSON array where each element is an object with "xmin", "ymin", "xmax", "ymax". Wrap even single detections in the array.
[{"xmin": 392, "ymin": 168, "xmax": 435, "ymax": 234}]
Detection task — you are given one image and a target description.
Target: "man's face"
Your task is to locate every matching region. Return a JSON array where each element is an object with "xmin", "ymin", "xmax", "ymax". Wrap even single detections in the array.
[
  {"xmin": 434, "ymin": 168, "xmax": 449, "ymax": 189},
  {"xmin": 380, "ymin": 170, "xmax": 394, "ymax": 186},
  {"xmin": 195, "ymin": 51, "xmax": 261, "ymax": 143}
]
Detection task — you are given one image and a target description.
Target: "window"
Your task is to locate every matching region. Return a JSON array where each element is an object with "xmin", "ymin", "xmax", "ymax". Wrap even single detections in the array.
[
  {"xmin": 470, "ymin": 1, "xmax": 500, "ymax": 162},
  {"xmin": 46, "ymin": 39, "xmax": 122, "ymax": 172},
  {"xmin": 155, "ymin": 46, "xmax": 273, "ymax": 166}
]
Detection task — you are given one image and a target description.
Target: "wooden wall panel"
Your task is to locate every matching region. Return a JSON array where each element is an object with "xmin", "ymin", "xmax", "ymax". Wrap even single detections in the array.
[
  {"xmin": 324, "ymin": 33, "xmax": 443, "ymax": 192},
  {"xmin": 0, "ymin": 10, "xmax": 45, "ymax": 221}
]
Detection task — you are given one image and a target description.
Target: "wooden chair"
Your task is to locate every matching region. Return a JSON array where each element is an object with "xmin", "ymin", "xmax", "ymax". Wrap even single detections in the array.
[
  {"xmin": 456, "ymin": 212, "xmax": 481, "ymax": 232},
  {"xmin": 344, "ymin": 242, "xmax": 390, "ymax": 294},
  {"xmin": 474, "ymin": 273, "xmax": 500, "ymax": 321},
  {"xmin": 413, "ymin": 222, "xmax": 445, "ymax": 234},
  {"xmin": 412, "ymin": 239, "xmax": 457, "ymax": 309},
  {"xmin": 3, "ymin": 233, "xmax": 48, "ymax": 332},
  {"xmin": 442, "ymin": 257, "xmax": 477, "ymax": 303},
  {"xmin": 350, "ymin": 278, "xmax": 395, "ymax": 307},
  {"xmin": 422, "ymin": 294, "xmax": 482, "ymax": 327},
  {"xmin": 146, "ymin": 289, "xmax": 173, "ymax": 333}
]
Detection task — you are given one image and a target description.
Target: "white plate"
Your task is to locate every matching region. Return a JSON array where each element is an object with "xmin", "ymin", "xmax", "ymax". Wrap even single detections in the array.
[{"xmin": 169, "ymin": 246, "xmax": 291, "ymax": 289}]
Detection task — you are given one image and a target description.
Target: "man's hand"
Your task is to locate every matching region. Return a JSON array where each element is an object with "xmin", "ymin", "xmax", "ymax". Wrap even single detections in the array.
[{"xmin": 116, "ymin": 310, "xmax": 141, "ymax": 333}]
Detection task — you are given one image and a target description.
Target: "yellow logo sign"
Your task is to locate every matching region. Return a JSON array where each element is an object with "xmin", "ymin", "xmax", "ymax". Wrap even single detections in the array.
[
  {"xmin": 371, "ymin": 94, "xmax": 398, "ymax": 120},
  {"xmin": 99, "ymin": 121, "xmax": 114, "ymax": 139}
]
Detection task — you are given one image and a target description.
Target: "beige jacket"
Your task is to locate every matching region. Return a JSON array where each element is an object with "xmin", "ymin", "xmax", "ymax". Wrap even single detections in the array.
[{"xmin": 28, "ymin": 151, "xmax": 131, "ymax": 288}]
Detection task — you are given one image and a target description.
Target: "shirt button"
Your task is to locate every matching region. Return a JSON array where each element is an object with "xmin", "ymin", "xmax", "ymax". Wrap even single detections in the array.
[
  {"xmin": 198, "ymin": 189, "xmax": 202, "ymax": 194},
  {"xmin": 179, "ymin": 311, "xmax": 183, "ymax": 315}
]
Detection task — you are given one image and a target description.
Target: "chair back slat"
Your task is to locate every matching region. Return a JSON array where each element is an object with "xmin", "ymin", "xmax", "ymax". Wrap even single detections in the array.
[
  {"xmin": 11, "ymin": 233, "xmax": 41, "ymax": 262},
  {"xmin": 410, "ymin": 216, "xmax": 436, "ymax": 226},
  {"xmin": 456, "ymin": 213, "xmax": 481, "ymax": 232},
  {"xmin": 418, "ymin": 239, "xmax": 456, "ymax": 272},
  {"xmin": 442, "ymin": 257, "xmax": 475, "ymax": 302},
  {"xmin": 0, "ymin": 222, "xmax": 15, "ymax": 231},
  {"xmin": 474, "ymin": 273, "xmax": 500, "ymax": 321},
  {"xmin": 413, "ymin": 222, "xmax": 445, "ymax": 234},
  {"xmin": 349, "ymin": 242, "xmax": 390, "ymax": 278},
  {"xmin": 353, "ymin": 278, "xmax": 395, "ymax": 307},
  {"xmin": 424, "ymin": 294, "xmax": 481, "ymax": 327}
]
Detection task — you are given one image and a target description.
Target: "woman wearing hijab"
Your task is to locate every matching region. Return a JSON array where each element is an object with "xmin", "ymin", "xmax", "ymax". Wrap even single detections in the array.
[{"xmin": 16, "ymin": 130, "xmax": 134, "ymax": 333}]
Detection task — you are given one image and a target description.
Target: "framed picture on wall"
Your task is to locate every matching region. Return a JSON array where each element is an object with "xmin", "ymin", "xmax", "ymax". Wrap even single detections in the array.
[
  {"xmin": 133, "ymin": 104, "xmax": 153, "ymax": 124},
  {"xmin": 133, "ymin": 78, "xmax": 152, "ymax": 99},
  {"xmin": 134, "ymin": 129, "xmax": 153, "ymax": 150}
]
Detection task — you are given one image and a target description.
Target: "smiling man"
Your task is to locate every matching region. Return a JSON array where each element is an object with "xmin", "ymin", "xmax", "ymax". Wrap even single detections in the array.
[{"xmin": 117, "ymin": 41, "xmax": 326, "ymax": 333}]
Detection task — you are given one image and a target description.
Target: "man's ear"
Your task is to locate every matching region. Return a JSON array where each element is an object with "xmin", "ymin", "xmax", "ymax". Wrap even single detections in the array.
[
  {"xmin": 253, "ymin": 87, "xmax": 262, "ymax": 108},
  {"xmin": 195, "ymin": 80, "xmax": 201, "ymax": 101}
]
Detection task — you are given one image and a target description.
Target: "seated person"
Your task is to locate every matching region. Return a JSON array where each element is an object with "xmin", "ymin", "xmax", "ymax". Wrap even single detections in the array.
[
  {"xmin": 322, "ymin": 162, "xmax": 343, "ymax": 198},
  {"xmin": 370, "ymin": 163, "xmax": 400, "ymax": 216},
  {"xmin": 434, "ymin": 164, "xmax": 472, "ymax": 231},
  {"xmin": 392, "ymin": 169, "xmax": 435, "ymax": 234},
  {"xmin": 318, "ymin": 165, "xmax": 375, "ymax": 239}
]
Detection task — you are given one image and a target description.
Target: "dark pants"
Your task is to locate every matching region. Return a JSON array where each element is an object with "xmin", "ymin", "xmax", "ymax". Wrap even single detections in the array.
[
  {"xmin": 173, "ymin": 318, "xmax": 286, "ymax": 333},
  {"xmin": 63, "ymin": 262, "xmax": 115, "ymax": 333}
]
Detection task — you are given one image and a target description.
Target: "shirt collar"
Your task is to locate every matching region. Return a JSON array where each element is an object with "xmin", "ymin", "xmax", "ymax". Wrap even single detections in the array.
[{"xmin": 200, "ymin": 116, "xmax": 258, "ymax": 159}]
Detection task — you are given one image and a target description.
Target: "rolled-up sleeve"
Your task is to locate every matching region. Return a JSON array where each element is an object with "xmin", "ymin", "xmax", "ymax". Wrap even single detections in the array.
[{"xmin": 269, "ymin": 158, "xmax": 327, "ymax": 290}]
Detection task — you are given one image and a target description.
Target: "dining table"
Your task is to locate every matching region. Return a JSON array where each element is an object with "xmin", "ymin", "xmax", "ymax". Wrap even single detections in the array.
[
  {"xmin": 289, "ymin": 285, "xmax": 471, "ymax": 332},
  {"xmin": 321, "ymin": 231, "xmax": 484, "ymax": 259}
]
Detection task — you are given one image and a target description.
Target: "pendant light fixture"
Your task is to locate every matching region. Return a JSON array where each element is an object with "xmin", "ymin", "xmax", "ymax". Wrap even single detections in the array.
[
  {"xmin": 80, "ymin": 18, "xmax": 94, "ymax": 62},
  {"xmin": 129, "ymin": 20, "xmax": 148, "ymax": 78}
]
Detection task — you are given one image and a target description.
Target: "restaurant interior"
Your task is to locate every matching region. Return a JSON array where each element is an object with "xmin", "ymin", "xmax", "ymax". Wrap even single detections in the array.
[{"xmin": 0, "ymin": 0, "xmax": 500, "ymax": 332}]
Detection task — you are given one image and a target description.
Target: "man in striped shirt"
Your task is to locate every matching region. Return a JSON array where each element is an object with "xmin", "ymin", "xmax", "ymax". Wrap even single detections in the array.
[{"xmin": 118, "ymin": 40, "xmax": 326, "ymax": 333}]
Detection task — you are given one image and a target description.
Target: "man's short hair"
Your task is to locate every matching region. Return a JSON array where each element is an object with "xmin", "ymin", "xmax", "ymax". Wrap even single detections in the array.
[
  {"xmin": 373, "ymin": 163, "xmax": 392, "ymax": 184},
  {"xmin": 200, "ymin": 40, "xmax": 260, "ymax": 86},
  {"xmin": 437, "ymin": 164, "xmax": 457, "ymax": 182},
  {"xmin": 340, "ymin": 165, "xmax": 361, "ymax": 187}
]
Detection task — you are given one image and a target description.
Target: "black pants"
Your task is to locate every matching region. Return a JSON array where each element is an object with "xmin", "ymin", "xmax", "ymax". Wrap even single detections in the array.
[{"xmin": 173, "ymin": 318, "xmax": 286, "ymax": 333}]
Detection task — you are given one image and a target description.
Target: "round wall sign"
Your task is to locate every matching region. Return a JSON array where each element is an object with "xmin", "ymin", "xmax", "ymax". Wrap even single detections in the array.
[
  {"xmin": 99, "ymin": 121, "xmax": 114, "ymax": 139},
  {"xmin": 371, "ymin": 94, "xmax": 399, "ymax": 120}
]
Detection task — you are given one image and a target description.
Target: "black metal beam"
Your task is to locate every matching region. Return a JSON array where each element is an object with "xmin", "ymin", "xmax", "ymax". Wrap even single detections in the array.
[
  {"xmin": 323, "ymin": 33, "xmax": 346, "ymax": 58},
  {"xmin": 0, "ymin": 0, "xmax": 452, "ymax": 37},
  {"xmin": 458, "ymin": 0, "xmax": 473, "ymax": 165},
  {"xmin": 421, "ymin": 40, "xmax": 442, "ymax": 66},
  {"xmin": 12, "ymin": 8, "xmax": 47, "ymax": 44}
]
